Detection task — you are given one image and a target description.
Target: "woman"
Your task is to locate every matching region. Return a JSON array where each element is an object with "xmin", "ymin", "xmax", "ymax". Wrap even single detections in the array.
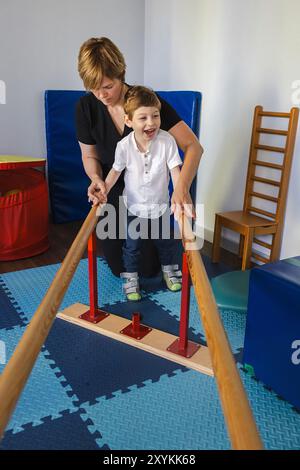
[{"xmin": 76, "ymin": 37, "xmax": 203, "ymax": 277}]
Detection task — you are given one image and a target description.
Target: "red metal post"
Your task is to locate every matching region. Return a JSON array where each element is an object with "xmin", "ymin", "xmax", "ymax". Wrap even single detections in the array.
[
  {"xmin": 178, "ymin": 252, "xmax": 191, "ymax": 351},
  {"xmin": 88, "ymin": 231, "xmax": 98, "ymax": 318},
  {"xmin": 132, "ymin": 312, "xmax": 140, "ymax": 335},
  {"xmin": 80, "ymin": 231, "xmax": 109, "ymax": 323},
  {"xmin": 167, "ymin": 252, "xmax": 200, "ymax": 358},
  {"xmin": 120, "ymin": 312, "xmax": 152, "ymax": 340}
]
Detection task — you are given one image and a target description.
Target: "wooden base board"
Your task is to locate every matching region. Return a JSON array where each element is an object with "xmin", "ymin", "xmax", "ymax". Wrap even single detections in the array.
[{"xmin": 57, "ymin": 303, "xmax": 213, "ymax": 376}]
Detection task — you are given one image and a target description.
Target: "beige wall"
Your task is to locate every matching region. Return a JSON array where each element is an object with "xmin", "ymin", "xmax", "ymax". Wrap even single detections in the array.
[{"xmin": 0, "ymin": 0, "xmax": 145, "ymax": 157}]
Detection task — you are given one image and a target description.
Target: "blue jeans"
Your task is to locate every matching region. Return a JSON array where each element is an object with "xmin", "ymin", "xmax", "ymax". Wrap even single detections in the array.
[{"xmin": 123, "ymin": 214, "xmax": 177, "ymax": 273}]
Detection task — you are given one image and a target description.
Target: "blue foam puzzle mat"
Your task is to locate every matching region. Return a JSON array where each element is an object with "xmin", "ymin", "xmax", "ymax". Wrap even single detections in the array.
[{"xmin": 1, "ymin": 257, "xmax": 300, "ymax": 449}]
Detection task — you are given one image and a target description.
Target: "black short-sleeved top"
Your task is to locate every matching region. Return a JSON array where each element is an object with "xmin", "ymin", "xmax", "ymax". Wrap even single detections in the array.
[{"xmin": 75, "ymin": 90, "xmax": 182, "ymax": 182}]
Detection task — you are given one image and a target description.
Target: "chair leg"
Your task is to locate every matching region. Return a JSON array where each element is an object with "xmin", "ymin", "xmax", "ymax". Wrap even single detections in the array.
[
  {"xmin": 238, "ymin": 235, "xmax": 244, "ymax": 258},
  {"xmin": 270, "ymin": 230, "xmax": 281, "ymax": 262},
  {"xmin": 212, "ymin": 215, "xmax": 222, "ymax": 263},
  {"xmin": 241, "ymin": 228, "xmax": 254, "ymax": 270}
]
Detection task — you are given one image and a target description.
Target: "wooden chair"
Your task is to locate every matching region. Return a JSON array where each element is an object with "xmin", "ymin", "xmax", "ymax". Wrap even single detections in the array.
[{"xmin": 212, "ymin": 105, "xmax": 299, "ymax": 270}]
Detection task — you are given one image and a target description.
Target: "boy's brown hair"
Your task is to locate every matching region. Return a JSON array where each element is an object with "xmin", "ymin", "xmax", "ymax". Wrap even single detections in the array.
[
  {"xmin": 78, "ymin": 37, "xmax": 126, "ymax": 90},
  {"xmin": 124, "ymin": 86, "xmax": 161, "ymax": 119}
]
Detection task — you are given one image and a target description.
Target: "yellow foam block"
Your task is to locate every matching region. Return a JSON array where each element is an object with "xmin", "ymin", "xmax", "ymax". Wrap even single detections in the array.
[{"xmin": 0, "ymin": 155, "xmax": 45, "ymax": 164}]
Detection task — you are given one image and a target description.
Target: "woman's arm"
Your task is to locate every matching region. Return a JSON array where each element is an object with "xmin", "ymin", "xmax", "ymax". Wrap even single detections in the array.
[
  {"xmin": 79, "ymin": 142, "xmax": 107, "ymax": 205},
  {"xmin": 168, "ymin": 121, "xmax": 203, "ymax": 217},
  {"xmin": 170, "ymin": 165, "xmax": 186, "ymax": 221}
]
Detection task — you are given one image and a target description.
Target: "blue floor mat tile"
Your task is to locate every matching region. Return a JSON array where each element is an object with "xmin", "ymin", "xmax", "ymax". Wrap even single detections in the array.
[
  {"xmin": 239, "ymin": 368, "xmax": 300, "ymax": 450},
  {"xmin": 149, "ymin": 289, "xmax": 246, "ymax": 355},
  {"xmin": 44, "ymin": 318, "xmax": 187, "ymax": 405},
  {"xmin": 0, "ymin": 410, "xmax": 106, "ymax": 450},
  {"xmin": 0, "ymin": 281, "xmax": 27, "ymax": 329},
  {"xmin": 0, "ymin": 264, "xmax": 61, "ymax": 322},
  {"xmin": 0, "ymin": 326, "xmax": 79, "ymax": 434},
  {"xmin": 80, "ymin": 369, "xmax": 230, "ymax": 450}
]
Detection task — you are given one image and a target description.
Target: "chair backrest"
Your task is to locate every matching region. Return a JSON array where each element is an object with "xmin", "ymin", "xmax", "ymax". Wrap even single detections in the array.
[
  {"xmin": 243, "ymin": 105, "xmax": 299, "ymax": 225},
  {"xmin": 45, "ymin": 90, "xmax": 202, "ymax": 223}
]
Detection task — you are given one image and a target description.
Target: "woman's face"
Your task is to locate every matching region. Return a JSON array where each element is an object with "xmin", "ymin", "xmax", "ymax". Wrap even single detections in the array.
[{"xmin": 91, "ymin": 77, "xmax": 124, "ymax": 106}]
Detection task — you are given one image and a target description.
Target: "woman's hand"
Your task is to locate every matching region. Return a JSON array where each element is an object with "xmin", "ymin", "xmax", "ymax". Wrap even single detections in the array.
[
  {"xmin": 87, "ymin": 178, "xmax": 107, "ymax": 206},
  {"xmin": 171, "ymin": 180, "xmax": 195, "ymax": 221}
]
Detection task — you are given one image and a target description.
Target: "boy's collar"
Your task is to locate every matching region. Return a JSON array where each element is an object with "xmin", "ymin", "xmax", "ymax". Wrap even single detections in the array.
[{"xmin": 131, "ymin": 129, "xmax": 160, "ymax": 153}]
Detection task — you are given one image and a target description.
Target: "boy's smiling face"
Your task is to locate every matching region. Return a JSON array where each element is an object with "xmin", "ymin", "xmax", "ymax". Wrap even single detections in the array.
[{"xmin": 125, "ymin": 106, "xmax": 161, "ymax": 145}]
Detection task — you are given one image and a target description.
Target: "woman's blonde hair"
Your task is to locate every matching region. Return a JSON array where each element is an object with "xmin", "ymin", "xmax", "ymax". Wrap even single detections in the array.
[
  {"xmin": 124, "ymin": 86, "xmax": 161, "ymax": 119},
  {"xmin": 78, "ymin": 37, "xmax": 126, "ymax": 90}
]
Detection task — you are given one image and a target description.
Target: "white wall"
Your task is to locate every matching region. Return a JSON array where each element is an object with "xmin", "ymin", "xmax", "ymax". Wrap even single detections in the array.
[
  {"xmin": 0, "ymin": 0, "xmax": 145, "ymax": 157},
  {"xmin": 145, "ymin": 0, "xmax": 300, "ymax": 259}
]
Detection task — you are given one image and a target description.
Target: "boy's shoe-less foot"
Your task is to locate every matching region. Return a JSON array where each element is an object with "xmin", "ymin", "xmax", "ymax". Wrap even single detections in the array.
[
  {"xmin": 162, "ymin": 265, "xmax": 182, "ymax": 292},
  {"xmin": 120, "ymin": 272, "xmax": 141, "ymax": 301}
]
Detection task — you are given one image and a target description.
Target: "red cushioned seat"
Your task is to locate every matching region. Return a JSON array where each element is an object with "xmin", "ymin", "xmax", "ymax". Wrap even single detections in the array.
[{"xmin": 0, "ymin": 157, "xmax": 49, "ymax": 261}]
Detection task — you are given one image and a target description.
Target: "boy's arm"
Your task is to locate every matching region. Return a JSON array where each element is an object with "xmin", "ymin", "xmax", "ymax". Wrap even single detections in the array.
[
  {"xmin": 104, "ymin": 141, "xmax": 126, "ymax": 196},
  {"xmin": 105, "ymin": 168, "xmax": 122, "ymax": 194},
  {"xmin": 170, "ymin": 165, "xmax": 181, "ymax": 189}
]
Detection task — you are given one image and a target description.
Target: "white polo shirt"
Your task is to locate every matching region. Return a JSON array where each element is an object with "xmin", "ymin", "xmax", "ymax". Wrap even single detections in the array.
[{"xmin": 113, "ymin": 129, "xmax": 182, "ymax": 219}]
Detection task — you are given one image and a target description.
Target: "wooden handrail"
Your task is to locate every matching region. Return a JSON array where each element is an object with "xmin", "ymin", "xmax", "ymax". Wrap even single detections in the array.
[
  {"xmin": 0, "ymin": 205, "xmax": 101, "ymax": 437},
  {"xmin": 180, "ymin": 215, "xmax": 263, "ymax": 450}
]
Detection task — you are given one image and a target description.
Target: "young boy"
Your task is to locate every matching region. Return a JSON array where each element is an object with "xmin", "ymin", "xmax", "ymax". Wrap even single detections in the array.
[{"xmin": 104, "ymin": 86, "xmax": 183, "ymax": 301}]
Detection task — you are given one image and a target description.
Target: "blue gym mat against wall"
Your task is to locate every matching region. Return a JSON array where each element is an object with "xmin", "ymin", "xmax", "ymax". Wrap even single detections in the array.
[{"xmin": 0, "ymin": 256, "xmax": 300, "ymax": 450}]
